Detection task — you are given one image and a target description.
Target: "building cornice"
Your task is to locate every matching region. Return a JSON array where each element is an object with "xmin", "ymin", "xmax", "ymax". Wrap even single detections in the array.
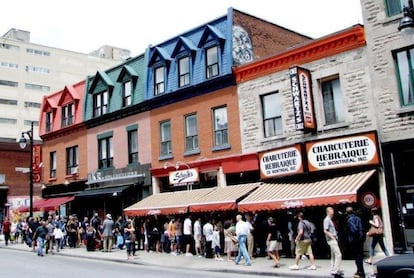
[{"xmin": 234, "ymin": 25, "xmax": 366, "ymax": 83}]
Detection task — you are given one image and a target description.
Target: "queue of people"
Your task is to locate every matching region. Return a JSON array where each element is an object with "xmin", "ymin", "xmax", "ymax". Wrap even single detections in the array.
[{"xmin": 1, "ymin": 205, "xmax": 390, "ymax": 277}]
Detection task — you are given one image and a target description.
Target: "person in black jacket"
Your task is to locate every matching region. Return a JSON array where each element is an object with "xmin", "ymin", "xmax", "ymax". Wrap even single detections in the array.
[
  {"xmin": 33, "ymin": 220, "xmax": 48, "ymax": 257},
  {"xmin": 346, "ymin": 207, "xmax": 365, "ymax": 278}
]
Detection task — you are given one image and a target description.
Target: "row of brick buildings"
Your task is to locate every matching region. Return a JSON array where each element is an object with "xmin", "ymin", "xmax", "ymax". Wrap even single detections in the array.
[{"xmin": 6, "ymin": 0, "xmax": 414, "ymax": 253}]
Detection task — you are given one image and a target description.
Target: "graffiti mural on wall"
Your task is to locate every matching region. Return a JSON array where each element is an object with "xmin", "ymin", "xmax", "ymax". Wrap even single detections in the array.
[{"xmin": 232, "ymin": 25, "xmax": 253, "ymax": 66}]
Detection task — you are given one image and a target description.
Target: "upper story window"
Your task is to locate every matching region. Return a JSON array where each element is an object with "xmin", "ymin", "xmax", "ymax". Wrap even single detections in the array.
[
  {"xmin": 98, "ymin": 136, "xmax": 113, "ymax": 169},
  {"xmin": 122, "ymin": 80, "xmax": 132, "ymax": 107},
  {"xmin": 26, "ymin": 48, "xmax": 51, "ymax": 56},
  {"xmin": 66, "ymin": 145, "xmax": 79, "ymax": 175},
  {"xmin": 61, "ymin": 103, "xmax": 74, "ymax": 127},
  {"xmin": 93, "ymin": 90, "xmax": 108, "ymax": 117},
  {"xmin": 385, "ymin": 0, "xmax": 403, "ymax": 17},
  {"xmin": 394, "ymin": 47, "xmax": 414, "ymax": 106},
  {"xmin": 0, "ymin": 80, "xmax": 18, "ymax": 87},
  {"xmin": 1, "ymin": 61, "xmax": 18, "ymax": 69},
  {"xmin": 46, "ymin": 111, "xmax": 53, "ymax": 132},
  {"xmin": 25, "ymin": 83, "xmax": 50, "ymax": 92},
  {"xmin": 160, "ymin": 120, "xmax": 172, "ymax": 157},
  {"xmin": 50, "ymin": 151, "xmax": 56, "ymax": 178},
  {"xmin": 321, "ymin": 77, "xmax": 345, "ymax": 125},
  {"xmin": 0, "ymin": 99, "xmax": 17, "ymax": 105},
  {"xmin": 25, "ymin": 65, "xmax": 50, "ymax": 74},
  {"xmin": 128, "ymin": 129, "xmax": 138, "ymax": 164},
  {"xmin": 24, "ymin": 102, "xmax": 41, "ymax": 108},
  {"xmin": 206, "ymin": 46, "xmax": 219, "ymax": 79},
  {"xmin": 185, "ymin": 114, "xmax": 198, "ymax": 153},
  {"xmin": 213, "ymin": 106, "xmax": 228, "ymax": 148},
  {"xmin": 261, "ymin": 92, "xmax": 282, "ymax": 138},
  {"xmin": 179, "ymin": 56, "xmax": 190, "ymax": 87},
  {"xmin": 154, "ymin": 66, "xmax": 165, "ymax": 95}
]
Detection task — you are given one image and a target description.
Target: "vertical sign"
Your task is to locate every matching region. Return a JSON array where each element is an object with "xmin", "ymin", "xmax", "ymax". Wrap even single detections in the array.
[{"xmin": 289, "ymin": 66, "xmax": 316, "ymax": 131}]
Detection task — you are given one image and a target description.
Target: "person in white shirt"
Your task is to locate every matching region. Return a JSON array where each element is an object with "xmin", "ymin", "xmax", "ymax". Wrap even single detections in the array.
[
  {"xmin": 193, "ymin": 217, "xmax": 202, "ymax": 257},
  {"xmin": 183, "ymin": 215, "xmax": 193, "ymax": 256},
  {"xmin": 203, "ymin": 218, "xmax": 214, "ymax": 258},
  {"xmin": 234, "ymin": 214, "xmax": 251, "ymax": 266}
]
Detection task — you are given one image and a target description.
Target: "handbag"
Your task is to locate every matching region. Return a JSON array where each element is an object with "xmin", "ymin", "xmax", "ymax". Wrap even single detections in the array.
[{"xmin": 367, "ymin": 226, "xmax": 383, "ymax": 237}]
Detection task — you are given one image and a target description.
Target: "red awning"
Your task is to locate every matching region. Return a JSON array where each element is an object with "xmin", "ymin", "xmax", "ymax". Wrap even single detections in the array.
[
  {"xmin": 238, "ymin": 170, "xmax": 376, "ymax": 212},
  {"xmin": 17, "ymin": 196, "xmax": 74, "ymax": 213},
  {"xmin": 188, "ymin": 183, "xmax": 260, "ymax": 212},
  {"xmin": 124, "ymin": 188, "xmax": 214, "ymax": 217}
]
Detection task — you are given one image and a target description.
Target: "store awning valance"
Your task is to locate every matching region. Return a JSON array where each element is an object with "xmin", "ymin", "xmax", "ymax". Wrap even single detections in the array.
[
  {"xmin": 17, "ymin": 196, "xmax": 74, "ymax": 213},
  {"xmin": 124, "ymin": 188, "xmax": 214, "ymax": 217},
  {"xmin": 238, "ymin": 169, "xmax": 376, "ymax": 212},
  {"xmin": 75, "ymin": 185, "xmax": 130, "ymax": 198},
  {"xmin": 189, "ymin": 183, "xmax": 260, "ymax": 212}
]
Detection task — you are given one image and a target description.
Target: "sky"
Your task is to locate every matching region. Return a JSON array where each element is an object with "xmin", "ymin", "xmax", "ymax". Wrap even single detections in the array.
[{"xmin": 1, "ymin": 0, "xmax": 363, "ymax": 56}]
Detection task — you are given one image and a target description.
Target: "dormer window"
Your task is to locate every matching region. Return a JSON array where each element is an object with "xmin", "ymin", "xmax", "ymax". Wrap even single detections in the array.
[
  {"xmin": 179, "ymin": 56, "xmax": 190, "ymax": 87},
  {"xmin": 93, "ymin": 90, "xmax": 108, "ymax": 117},
  {"xmin": 123, "ymin": 80, "xmax": 132, "ymax": 107},
  {"xmin": 154, "ymin": 66, "xmax": 165, "ymax": 95},
  {"xmin": 45, "ymin": 111, "xmax": 52, "ymax": 132},
  {"xmin": 61, "ymin": 103, "xmax": 74, "ymax": 127},
  {"xmin": 206, "ymin": 46, "xmax": 219, "ymax": 79}
]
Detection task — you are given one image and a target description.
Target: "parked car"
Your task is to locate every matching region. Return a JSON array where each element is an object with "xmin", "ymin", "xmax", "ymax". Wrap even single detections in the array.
[{"xmin": 374, "ymin": 254, "xmax": 414, "ymax": 278}]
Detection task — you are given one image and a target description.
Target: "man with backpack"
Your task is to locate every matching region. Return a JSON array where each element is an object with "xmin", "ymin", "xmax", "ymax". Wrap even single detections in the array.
[
  {"xmin": 346, "ymin": 207, "xmax": 366, "ymax": 278},
  {"xmin": 289, "ymin": 212, "xmax": 316, "ymax": 271}
]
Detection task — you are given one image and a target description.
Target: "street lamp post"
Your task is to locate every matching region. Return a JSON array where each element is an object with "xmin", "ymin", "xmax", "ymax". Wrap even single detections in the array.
[{"xmin": 19, "ymin": 122, "xmax": 34, "ymax": 217}]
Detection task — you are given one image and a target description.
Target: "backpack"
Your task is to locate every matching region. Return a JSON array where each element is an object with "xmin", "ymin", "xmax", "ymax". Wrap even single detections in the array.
[{"xmin": 302, "ymin": 220, "xmax": 317, "ymax": 242}]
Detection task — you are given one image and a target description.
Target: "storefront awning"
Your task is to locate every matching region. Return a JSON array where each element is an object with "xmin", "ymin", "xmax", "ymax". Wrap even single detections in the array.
[
  {"xmin": 189, "ymin": 183, "xmax": 260, "ymax": 212},
  {"xmin": 17, "ymin": 196, "xmax": 74, "ymax": 213},
  {"xmin": 124, "ymin": 188, "xmax": 214, "ymax": 217},
  {"xmin": 238, "ymin": 169, "xmax": 376, "ymax": 212},
  {"xmin": 75, "ymin": 185, "xmax": 130, "ymax": 198}
]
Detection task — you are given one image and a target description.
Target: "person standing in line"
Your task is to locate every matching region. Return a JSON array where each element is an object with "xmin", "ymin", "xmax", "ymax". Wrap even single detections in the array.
[
  {"xmin": 203, "ymin": 217, "xmax": 214, "ymax": 258},
  {"xmin": 234, "ymin": 214, "xmax": 252, "ymax": 266},
  {"xmin": 45, "ymin": 217, "xmax": 55, "ymax": 254},
  {"xmin": 346, "ymin": 207, "xmax": 366, "ymax": 278},
  {"xmin": 245, "ymin": 213, "xmax": 255, "ymax": 258},
  {"xmin": 266, "ymin": 217, "xmax": 282, "ymax": 268},
  {"xmin": 53, "ymin": 222, "xmax": 63, "ymax": 252},
  {"xmin": 212, "ymin": 224, "xmax": 223, "ymax": 261},
  {"xmin": 289, "ymin": 212, "xmax": 316, "ymax": 271},
  {"xmin": 124, "ymin": 221, "xmax": 135, "ymax": 260},
  {"xmin": 1, "ymin": 217, "xmax": 11, "ymax": 246},
  {"xmin": 102, "ymin": 214, "xmax": 114, "ymax": 252},
  {"xmin": 174, "ymin": 218, "xmax": 183, "ymax": 254},
  {"xmin": 223, "ymin": 219, "xmax": 237, "ymax": 261},
  {"xmin": 168, "ymin": 217, "xmax": 177, "ymax": 255},
  {"xmin": 193, "ymin": 217, "xmax": 202, "ymax": 257},
  {"xmin": 323, "ymin": 207, "xmax": 343, "ymax": 277},
  {"xmin": 365, "ymin": 207, "xmax": 390, "ymax": 264},
  {"xmin": 183, "ymin": 215, "xmax": 193, "ymax": 256}
]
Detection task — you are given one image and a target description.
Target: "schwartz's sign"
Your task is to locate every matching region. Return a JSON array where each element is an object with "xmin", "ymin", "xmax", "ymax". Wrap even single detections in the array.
[
  {"xmin": 289, "ymin": 66, "xmax": 316, "ymax": 132},
  {"xmin": 169, "ymin": 168, "xmax": 199, "ymax": 186},
  {"xmin": 259, "ymin": 144, "xmax": 304, "ymax": 179},
  {"xmin": 306, "ymin": 132, "xmax": 379, "ymax": 172}
]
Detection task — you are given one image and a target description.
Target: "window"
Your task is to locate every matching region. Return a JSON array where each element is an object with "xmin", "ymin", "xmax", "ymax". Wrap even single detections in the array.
[
  {"xmin": 122, "ymin": 80, "xmax": 132, "ymax": 107},
  {"xmin": 66, "ymin": 146, "xmax": 79, "ymax": 175},
  {"xmin": 1, "ymin": 61, "xmax": 18, "ymax": 69},
  {"xmin": 385, "ymin": 0, "xmax": 403, "ymax": 17},
  {"xmin": 262, "ymin": 92, "xmax": 283, "ymax": 137},
  {"xmin": 179, "ymin": 56, "xmax": 190, "ymax": 87},
  {"xmin": 24, "ymin": 102, "xmax": 41, "ymax": 108},
  {"xmin": 160, "ymin": 120, "xmax": 172, "ymax": 157},
  {"xmin": 206, "ymin": 46, "xmax": 219, "ymax": 79},
  {"xmin": 213, "ymin": 107, "xmax": 228, "ymax": 147},
  {"xmin": 46, "ymin": 111, "xmax": 52, "ymax": 132},
  {"xmin": 395, "ymin": 47, "xmax": 414, "ymax": 106},
  {"xmin": 25, "ymin": 83, "xmax": 50, "ymax": 92},
  {"xmin": 154, "ymin": 66, "xmax": 165, "ymax": 95},
  {"xmin": 0, "ymin": 80, "xmax": 18, "ymax": 87},
  {"xmin": 98, "ymin": 136, "xmax": 113, "ymax": 169},
  {"xmin": 0, "ymin": 99, "xmax": 17, "ymax": 105},
  {"xmin": 26, "ymin": 48, "xmax": 50, "ymax": 56},
  {"xmin": 25, "ymin": 65, "xmax": 50, "ymax": 74},
  {"xmin": 93, "ymin": 90, "xmax": 108, "ymax": 117},
  {"xmin": 61, "ymin": 103, "xmax": 74, "ymax": 127},
  {"xmin": 321, "ymin": 78, "xmax": 345, "ymax": 125},
  {"xmin": 50, "ymin": 152, "xmax": 56, "ymax": 178},
  {"xmin": 128, "ymin": 129, "xmax": 138, "ymax": 164},
  {"xmin": 185, "ymin": 114, "xmax": 198, "ymax": 152}
]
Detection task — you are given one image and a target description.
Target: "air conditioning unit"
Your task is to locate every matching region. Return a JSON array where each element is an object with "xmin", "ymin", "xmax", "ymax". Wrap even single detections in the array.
[{"xmin": 70, "ymin": 166, "xmax": 79, "ymax": 174}]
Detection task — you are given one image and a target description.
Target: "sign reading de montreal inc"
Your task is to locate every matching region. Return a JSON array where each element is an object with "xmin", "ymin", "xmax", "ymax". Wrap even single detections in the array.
[
  {"xmin": 306, "ymin": 132, "xmax": 379, "ymax": 172},
  {"xmin": 260, "ymin": 144, "xmax": 304, "ymax": 179}
]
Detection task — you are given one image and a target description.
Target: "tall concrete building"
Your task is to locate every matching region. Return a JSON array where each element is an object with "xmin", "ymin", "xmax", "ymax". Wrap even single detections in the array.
[{"xmin": 0, "ymin": 28, "xmax": 130, "ymax": 219}]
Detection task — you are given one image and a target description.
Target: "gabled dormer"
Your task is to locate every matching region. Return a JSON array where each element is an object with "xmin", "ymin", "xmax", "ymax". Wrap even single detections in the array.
[
  {"xmin": 87, "ymin": 70, "xmax": 114, "ymax": 118},
  {"xmin": 117, "ymin": 65, "xmax": 138, "ymax": 108},
  {"xmin": 198, "ymin": 25, "xmax": 226, "ymax": 80},
  {"xmin": 171, "ymin": 36, "xmax": 198, "ymax": 88},
  {"xmin": 148, "ymin": 47, "xmax": 172, "ymax": 96},
  {"xmin": 58, "ymin": 85, "xmax": 80, "ymax": 128}
]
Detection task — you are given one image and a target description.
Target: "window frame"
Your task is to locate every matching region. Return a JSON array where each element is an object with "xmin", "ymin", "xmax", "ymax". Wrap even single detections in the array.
[
  {"xmin": 93, "ymin": 90, "xmax": 108, "ymax": 117},
  {"xmin": 66, "ymin": 145, "xmax": 79, "ymax": 175},
  {"xmin": 178, "ymin": 56, "xmax": 190, "ymax": 87},
  {"xmin": 154, "ymin": 66, "xmax": 166, "ymax": 95},
  {"xmin": 261, "ymin": 92, "xmax": 283, "ymax": 138},
  {"xmin": 320, "ymin": 76, "xmax": 346, "ymax": 125},
  {"xmin": 394, "ymin": 46, "xmax": 414, "ymax": 107},
  {"xmin": 98, "ymin": 136, "xmax": 113, "ymax": 169},
  {"xmin": 160, "ymin": 120, "xmax": 172, "ymax": 158},
  {"xmin": 45, "ymin": 111, "xmax": 53, "ymax": 132},
  {"xmin": 212, "ymin": 106, "xmax": 229, "ymax": 149},
  {"xmin": 61, "ymin": 103, "xmax": 74, "ymax": 127},
  {"xmin": 185, "ymin": 114, "xmax": 199, "ymax": 153},
  {"xmin": 50, "ymin": 151, "xmax": 56, "ymax": 178},
  {"xmin": 206, "ymin": 45, "xmax": 219, "ymax": 79},
  {"xmin": 128, "ymin": 129, "xmax": 139, "ymax": 164},
  {"xmin": 122, "ymin": 80, "xmax": 132, "ymax": 107}
]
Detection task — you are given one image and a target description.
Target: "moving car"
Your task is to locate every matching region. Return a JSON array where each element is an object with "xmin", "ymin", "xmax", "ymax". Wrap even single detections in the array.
[{"xmin": 375, "ymin": 254, "xmax": 414, "ymax": 278}]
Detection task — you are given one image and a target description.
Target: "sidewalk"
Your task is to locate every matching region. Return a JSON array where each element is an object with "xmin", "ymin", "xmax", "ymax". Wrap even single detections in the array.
[{"xmin": 3, "ymin": 242, "xmax": 380, "ymax": 278}]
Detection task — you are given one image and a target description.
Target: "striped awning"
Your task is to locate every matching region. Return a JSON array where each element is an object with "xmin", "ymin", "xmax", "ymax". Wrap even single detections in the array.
[
  {"xmin": 238, "ymin": 169, "xmax": 376, "ymax": 212},
  {"xmin": 124, "ymin": 188, "xmax": 214, "ymax": 217},
  {"xmin": 188, "ymin": 183, "xmax": 260, "ymax": 212}
]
